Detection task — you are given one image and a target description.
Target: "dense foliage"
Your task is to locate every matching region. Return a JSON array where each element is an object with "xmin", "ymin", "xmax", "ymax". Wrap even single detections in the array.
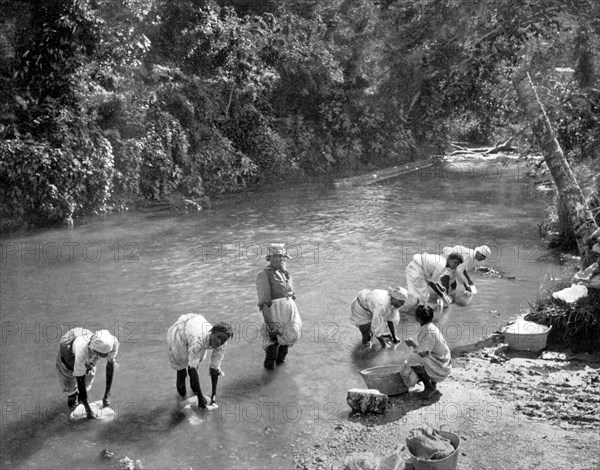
[{"xmin": 0, "ymin": 0, "xmax": 599, "ymax": 227}]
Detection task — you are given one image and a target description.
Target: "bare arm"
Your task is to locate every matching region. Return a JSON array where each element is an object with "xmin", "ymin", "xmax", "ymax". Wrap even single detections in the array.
[{"xmin": 463, "ymin": 270, "xmax": 474, "ymax": 286}]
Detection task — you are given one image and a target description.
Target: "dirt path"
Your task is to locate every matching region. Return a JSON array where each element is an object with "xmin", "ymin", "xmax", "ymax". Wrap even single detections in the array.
[{"xmin": 291, "ymin": 343, "xmax": 600, "ymax": 470}]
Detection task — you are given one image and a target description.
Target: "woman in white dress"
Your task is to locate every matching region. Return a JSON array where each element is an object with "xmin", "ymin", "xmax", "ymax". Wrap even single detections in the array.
[{"xmin": 400, "ymin": 304, "xmax": 452, "ymax": 399}]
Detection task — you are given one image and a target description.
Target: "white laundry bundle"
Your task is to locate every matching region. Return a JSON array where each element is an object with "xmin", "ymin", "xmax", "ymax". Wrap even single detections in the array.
[{"xmin": 551, "ymin": 284, "xmax": 588, "ymax": 303}]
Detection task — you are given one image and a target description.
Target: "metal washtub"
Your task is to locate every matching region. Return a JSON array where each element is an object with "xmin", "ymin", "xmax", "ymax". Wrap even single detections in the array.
[{"xmin": 359, "ymin": 365, "xmax": 408, "ymax": 396}]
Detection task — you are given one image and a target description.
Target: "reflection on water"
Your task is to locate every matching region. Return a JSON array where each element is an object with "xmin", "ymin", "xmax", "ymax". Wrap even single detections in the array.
[{"xmin": 0, "ymin": 159, "xmax": 562, "ymax": 469}]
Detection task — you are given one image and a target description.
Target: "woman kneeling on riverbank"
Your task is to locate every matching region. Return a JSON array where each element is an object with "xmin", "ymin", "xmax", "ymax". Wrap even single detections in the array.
[{"xmin": 400, "ymin": 304, "xmax": 451, "ymax": 399}]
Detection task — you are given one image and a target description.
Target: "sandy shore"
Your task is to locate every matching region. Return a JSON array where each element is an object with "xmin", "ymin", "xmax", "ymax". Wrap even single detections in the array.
[{"xmin": 291, "ymin": 337, "xmax": 600, "ymax": 470}]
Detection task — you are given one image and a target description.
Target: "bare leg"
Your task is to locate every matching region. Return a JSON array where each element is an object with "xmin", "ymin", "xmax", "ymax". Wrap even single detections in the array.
[
  {"xmin": 188, "ymin": 366, "xmax": 207, "ymax": 408},
  {"xmin": 264, "ymin": 343, "xmax": 279, "ymax": 370},
  {"xmin": 176, "ymin": 368, "xmax": 187, "ymax": 398},
  {"xmin": 276, "ymin": 345, "xmax": 289, "ymax": 365}
]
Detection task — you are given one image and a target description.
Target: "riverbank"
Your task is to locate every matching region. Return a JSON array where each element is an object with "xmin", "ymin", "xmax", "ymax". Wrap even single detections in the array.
[
  {"xmin": 133, "ymin": 157, "xmax": 439, "ymax": 211},
  {"xmin": 0, "ymin": 156, "xmax": 429, "ymax": 234},
  {"xmin": 2, "ymin": 152, "xmax": 553, "ymax": 234},
  {"xmin": 292, "ymin": 339, "xmax": 600, "ymax": 470}
]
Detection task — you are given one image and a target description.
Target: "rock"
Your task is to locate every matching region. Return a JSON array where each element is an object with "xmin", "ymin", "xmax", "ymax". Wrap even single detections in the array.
[
  {"xmin": 346, "ymin": 389, "xmax": 388, "ymax": 414},
  {"xmin": 100, "ymin": 449, "xmax": 114, "ymax": 459},
  {"xmin": 343, "ymin": 452, "xmax": 380, "ymax": 470},
  {"xmin": 536, "ymin": 183, "xmax": 554, "ymax": 192},
  {"xmin": 183, "ymin": 198, "xmax": 202, "ymax": 211},
  {"xmin": 118, "ymin": 457, "xmax": 144, "ymax": 470}
]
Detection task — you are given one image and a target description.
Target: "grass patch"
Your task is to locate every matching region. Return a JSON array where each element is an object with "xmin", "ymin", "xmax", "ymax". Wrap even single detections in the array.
[{"xmin": 525, "ymin": 276, "xmax": 600, "ymax": 353}]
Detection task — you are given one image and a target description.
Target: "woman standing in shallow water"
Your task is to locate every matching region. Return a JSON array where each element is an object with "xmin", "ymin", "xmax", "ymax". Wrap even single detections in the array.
[{"xmin": 256, "ymin": 243, "xmax": 302, "ymax": 370}]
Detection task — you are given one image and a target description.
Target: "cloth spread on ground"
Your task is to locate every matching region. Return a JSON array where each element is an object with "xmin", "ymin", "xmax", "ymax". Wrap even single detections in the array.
[{"xmin": 407, "ymin": 426, "xmax": 455, "ymax": 461}]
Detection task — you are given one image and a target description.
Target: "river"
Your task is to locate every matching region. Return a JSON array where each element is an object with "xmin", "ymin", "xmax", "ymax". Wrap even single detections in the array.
[{"xmin": 0, "ymin": 157, "xmax": 564, "ymax": 469}]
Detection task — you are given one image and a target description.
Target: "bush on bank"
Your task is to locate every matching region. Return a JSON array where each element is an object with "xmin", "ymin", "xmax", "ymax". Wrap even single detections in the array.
[
  {"xmin": 525, "ymin": 276, "xmax": 600, "ymax": 353},
  {"xmin": 0, "ymin": 131, "xmax": 113, "ymax": 228},
  {"xmin": 2, "ymin": 0, "xmax": 600, "ymax": 232}
]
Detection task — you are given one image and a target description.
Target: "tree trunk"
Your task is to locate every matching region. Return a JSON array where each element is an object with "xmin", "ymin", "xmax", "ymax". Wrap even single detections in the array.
[
  {"xmin": 557, "ymin": 194, "xmax": 577, "ymax": 249},
  {"xmin": 513, "ymin": 69, "xmax": 599, "ymax": 268}
]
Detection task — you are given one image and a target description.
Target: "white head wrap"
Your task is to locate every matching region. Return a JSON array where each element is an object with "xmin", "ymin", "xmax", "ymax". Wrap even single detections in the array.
[
  {"xmin": 388, "ymin": 286, "xmax": 408, "ymax": 302},
  {"xmin": 475, "ymin": 245, "xmax": 491, "ymax": 258},
  {"xmin": 90, "ymin": 330, "xmax": 116, "ymax": 354}
]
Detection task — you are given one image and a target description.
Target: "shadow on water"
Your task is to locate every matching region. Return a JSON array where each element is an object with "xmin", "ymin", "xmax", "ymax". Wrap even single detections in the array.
[
  {"xmin": 0, "ymin": 399, "xmax": 191, "ymax": 469},
  {"xmin": 95, "ymin": 402, "xmax": 188, "ymax": 447},
  {"xmin": 0, "ymin": 401, "xmax": 84, "ymax": 468},
  {"xmin": 224, "ymin": 368, "xmax": 281, "ymax": 400}
]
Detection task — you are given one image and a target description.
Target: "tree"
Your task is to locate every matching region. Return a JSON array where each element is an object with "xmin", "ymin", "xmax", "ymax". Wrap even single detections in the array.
[
  {"xmin": 14, "ymin": 0, "xmax": 99, "ymax": 109},
  {"xmin": 513, "ymin": 68, "xmax": 599, "ymax": 269}
]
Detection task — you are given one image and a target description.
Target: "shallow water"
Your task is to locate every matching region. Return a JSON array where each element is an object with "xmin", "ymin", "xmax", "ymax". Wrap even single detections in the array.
[{"xmin": 0, "ymin": 158, "xmax": 565, "ymax": 469}]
